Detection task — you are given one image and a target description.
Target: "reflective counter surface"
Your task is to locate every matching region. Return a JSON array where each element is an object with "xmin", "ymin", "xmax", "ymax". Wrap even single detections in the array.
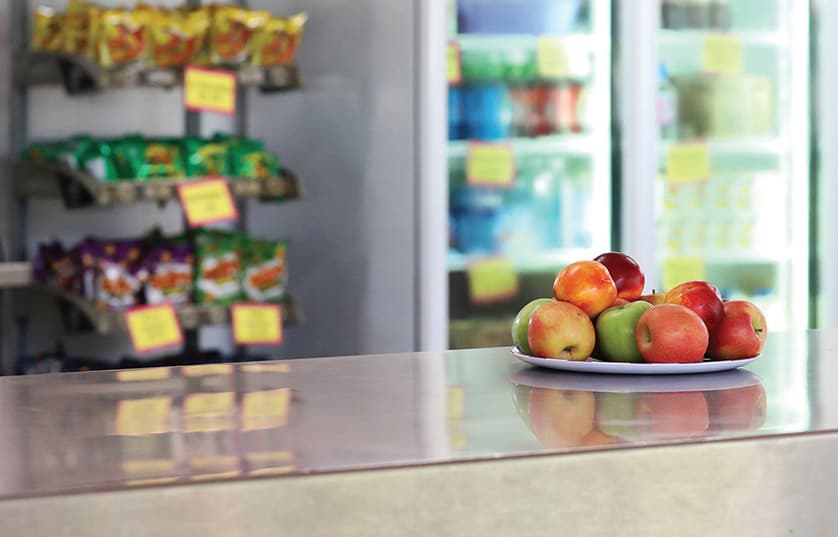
[{"xmin": 0, "ymin": 330, "xmax": 830, "ymax": 501}]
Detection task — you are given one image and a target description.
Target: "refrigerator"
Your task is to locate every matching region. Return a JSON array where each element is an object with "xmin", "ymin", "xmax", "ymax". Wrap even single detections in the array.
[{"xmin": 442, "ymin": 0, "xmax": 613, "ymax": 349}]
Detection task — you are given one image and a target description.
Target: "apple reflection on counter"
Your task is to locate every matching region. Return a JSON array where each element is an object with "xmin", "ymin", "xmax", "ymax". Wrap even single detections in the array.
[{"xmin": 512, "ymin": 368, "xmax": 766, "ymax": 448}]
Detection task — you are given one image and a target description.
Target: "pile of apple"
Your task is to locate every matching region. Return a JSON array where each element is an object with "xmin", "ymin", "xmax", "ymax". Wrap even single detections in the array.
[{"xmin": 512, "ymin": 252, "xmax": 768, "ymax": 363}]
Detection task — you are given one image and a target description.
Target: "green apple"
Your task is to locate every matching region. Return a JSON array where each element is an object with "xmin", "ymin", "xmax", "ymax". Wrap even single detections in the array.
[
  {"xmin": 595, "ymin": 301, "xmax": 652, "ymax": 362},
  {"xmin": 595, "ymin": 392, "xmax": 639, "ymax": 439},
  {"xmin": 511, "ymin": 298, "xmax": 553, "ymax": 355}
]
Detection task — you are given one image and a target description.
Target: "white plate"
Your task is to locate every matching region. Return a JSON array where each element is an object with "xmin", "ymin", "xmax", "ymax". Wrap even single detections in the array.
[{"xmin": 511, "ymin": 348, "xmax": 760, "ymax": 375}]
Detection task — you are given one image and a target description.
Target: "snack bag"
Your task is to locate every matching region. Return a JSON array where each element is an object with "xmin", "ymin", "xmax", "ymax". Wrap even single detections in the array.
[
  {"xmin": 70, "ymin": 237, "xmax": 104, "ymax": 301},
  {"xmin": 250, "ymin": 13, "xmax": 307, "ymax": 66},
  {"xmin": 95, "ymin": 239, "xmax": 144, "ymax": 309},
  {"xmin": 62, "ymin": 0, "xmax": 99, "ymax": 59},
  {"xmin": 133, "ymin": 139, "xmax": 187, "ymax": 179},
  {"xmin": 144, "ymin": 243, "xmax": 194, "ymax": 304},
  {"xmin": 110, "ymin": 134, "xmax": 147, "ymax": 179},
  {"xmin": 32, "ymin": 7, "xmax": 65, "ymax": 52},
  {"xmin": 194, "ymin": 230, "xmax": 244, "ymax": 304},
  {"xmin": 209, "ymin": 6, "xmax": 269, "ymax": 64},
  {"xmin": 242, "ymin": 239, "xmax": 287, "ymax": 302},
  {"xmin": 76, "ymin": 140, "xmax": 121, "ymax": 181},
  {"xmin": 229, "ymin": 145, "xmax": 279, "ymax": 179},
  {"xmin": 183, "ymin": 138, "xmax": 231, "ymax": 177},
  {"xmin": 146, "ymin": 7, "xmax": 210, "ymax": 68},
  {"xmin": 33, "ymin": 241, "xmax": 76, "ymax": 292},
  {"xmin": 98, "ymin": 9, "xmax": 147, "ymax": 68}
]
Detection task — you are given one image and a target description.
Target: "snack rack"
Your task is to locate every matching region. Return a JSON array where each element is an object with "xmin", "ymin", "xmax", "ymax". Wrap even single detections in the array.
[{"xmin": 1, "ymin": 0, "xmax": 305, "ymax": 373}]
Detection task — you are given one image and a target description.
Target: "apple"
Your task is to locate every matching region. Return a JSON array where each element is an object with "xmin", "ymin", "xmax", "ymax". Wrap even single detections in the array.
[
  {"xmin": 614, "ymin": 298, "xmax": 630, "ymax": 306},
  {"xmin": 552, "ymin": 260, "xmax": 617, "ymax": 318},
  {"xmin": 595, "ymin": 392, "xmax": 639, "ymax": 439},
  {"xmin": 580, "ymin": 430, "xmax": 618, "ymax": 447},
  {"xmin": 528, "ymin": 301, "xmax": 596, "ymax": 360},
  {"xmin": 511, "ymin": 298, "xmax": 554, "ymax": 355},
  {"xmin": 595, "ymin": 301, "xmax": 652, "ymax": 362},
  {"xmin": 664, "ymin": 281, "xmax": 725, "ymax": 334},
  {"xmin": 594, "ymin": 252, "xmax": 646, "ymax": 300},
  {"xmin": 637, "ymin": 291, "xmax": 666, "ymax": 305},
  {"xmin": 707, "ymin": 300, "xmax": 767, "ymax": 360},
  {"xmin": 526, "ymin": 388, "xmax": 596, "ymax": 448},
  {"xmin": 635, "ymin": 304, "xmax": 709, "ymax": 363},
  {"xmin": 707, "ymin": 384, "xmax": 767, "ymax": 432},
  {"xmin": 636, "ymin": 392, "xmax": 709, "ymax": 439}
]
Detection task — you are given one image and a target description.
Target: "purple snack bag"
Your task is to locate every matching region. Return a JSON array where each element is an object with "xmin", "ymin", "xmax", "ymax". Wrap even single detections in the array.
[
  {"xmin": 144, "ymin": 243, "xmax": 193, "ymax": 305},
  {"xmin": 96, "ymin": 239, "xmax": 144, "ymax": 309}
]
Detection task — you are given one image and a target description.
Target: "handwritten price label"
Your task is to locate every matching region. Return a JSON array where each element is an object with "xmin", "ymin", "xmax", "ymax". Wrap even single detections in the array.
[
  {"xmin": 537, "ymin": 36, "xmax": 571, "ymax": 79},
  {"xmin": 184, "ymin": 66, "xmax": 236, "ymax": 115},
  {"xmin": 124, "ymin": 304, "xmax": 183, "ymax": 354},
  {"xmin": 666, "ymin": 143, "xmax": 711, "ymax": 184},
  {"xmin": 448, "ymin": 41, "xmax": 462, "ymax": 85},
  {"xmin": 466, "ymin": 143, "xmax": 515, "ymax": 187},
  {"xmin": 177, "ymin": 178, "xmax": 238, "ymax": 227},
  {"xmin": 702, "ymin": 34, "xmax": 743, "ymax": 75},
  {"xmin": 468, "ymin": 257, "xmax": 519, "ymax": 304},
  {"xmin": 232, "ymin": 303, "xmax": 284, "ymax": 346}
]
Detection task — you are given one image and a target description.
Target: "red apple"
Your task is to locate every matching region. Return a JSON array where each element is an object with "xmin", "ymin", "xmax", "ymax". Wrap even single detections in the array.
[
  {"xmin": 613, "ymin": 297, "xmax": 630, "ymax": 306},
  {"xmin": 526, "ymin": 388, "xmax": 596, "ymax": 448},
  {"xmin": 635, "ymin": 304, "xmax": 709, "ymax": 363},
  {"xmin": 707, "ymin": 300, "xmax": 767, "ymax": 360},
  {"xmin": 636, "ymin": 392, "xmax": 709, "ymax": 439},
  {"xmin": 552, "ymin": 261, "xmax": 617, "ymax": 318},
  {"xmin": 580, "ymin": 430, "xmax": 618, "ymax": 447},
  {"xmin": 664, "ymin": 281, "xmax": 725, "ymax": 334},
  {"xmin": 706, "ymin": 384, "xmax": 767, "ymax": 432},
  {"xmin": 594, "ymin": 252, "xmax": 646, "ymax": 300},
  {"xmin": 528, "ymin": 301, "xmax": 596, "ymax": 360}
]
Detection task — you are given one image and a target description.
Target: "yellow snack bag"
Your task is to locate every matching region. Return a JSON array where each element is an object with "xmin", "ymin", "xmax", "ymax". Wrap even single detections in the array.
[
  {"xmin": 32, "ymin": 7, "xmax": 64, "ymax": 52},
  {"xmin": 281, "ymin": 13, "xmax": 307, "ymax": 65},
  {"xmin": 98, "ymin": 9, "xmax": 148, "ymax": 68},
  {"xmin": 210, "ymin": 6, "xmax": 269, "ymax": 64},
  {"xmin": 147, "ymin": 8, "xmax": 210, "ymax": 67},
  {"xmin": 62, "ymin": 0, "xmax": 96, "ymax": 58},
  {"xmin": 249, "ymin": 13, "xmax": 307, "ymax": 66}
]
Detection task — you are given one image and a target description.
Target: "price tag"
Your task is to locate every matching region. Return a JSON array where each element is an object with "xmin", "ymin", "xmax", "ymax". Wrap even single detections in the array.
[
  {"xmin": 124, "ymin": 304, "xmax": 183, "ymax": 354},
  {"xmin": 467, "ymin": 257, "xmax": 519, "ymax": 304},
  {"xmin": 466, "ymin": 143, "xmax": 515, "ymax": 187},
  {"xmin": 242, "ymin": 388, "xmax": 290, "ymax": 431},
  {"xmin": 702, "ymin": 34, "xmax": 743, "ymax": 75},
  {"xmin": 116, "ymin": 368, "xmax": 171, "ymax": 382},
  {"xmin": 231, "ymin": 303, "xmax": 284, "ymax": 346},
  {"xmin": 662, "ymin": 256, "xmax": 707, "ymax": 291},
  {"xmin": 666, "ymin": 143, "xmax": 711, "ymax": 183},
  {"xmin": 115, "ymin": 397, "xmax": 172, "ymax": 436},
  {"xmin": 448, "ymin": 41, "xmax": 462, "ymax": 85},
  {"xmin": 184, "ymin": 66, "xmax": 236, "ymax": 115},
  {"xmin": 177, "ymin": 178, "xmax": 238, "ymax": 228},
  {"xmin": 537, "ymin": 36, "xmax": 571, "ymax": 78}
]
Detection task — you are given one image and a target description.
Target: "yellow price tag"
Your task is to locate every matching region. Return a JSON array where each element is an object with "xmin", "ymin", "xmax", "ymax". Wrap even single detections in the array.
[
  {"xmin": 447, "ymin": 387, "xmax": 465, "ymax": 420},
  {"xmin": 177, "ymin": 178, "xmax": 238, "ymax": 228},
  {"xmin": 184, "ymin": 66, "xmax": 236, "ymax": 115},
  {"xmin": 537, "ymin": 36, "xmax": 571, "ymax": 78},
  {"xmin": 116, "ymin": 368, "xmax": 171, "ymax": 382},
  {"xmin": 466, "ymin": 143, "xmax": 515, "ymax": 187},
  {"xmin": 666, "ymin": 143, "xmax": 711, "ymax": 183},
  {"xmin": 448, "ymin": 41, "xmax": 462, "ymax": 84},
  {"xmin": 242, "ymin": 388, "xmax": 290, "ymax": 431},
  {"xmin": 115, "ymin": 397, "xmax": 172, "ymax": 436},
  {"xmin": 182, "ymin": 363, "xmax": 234, "ymax": 377},
  {"xmin": 662, "ymin": 256, "xmax": 707, "ymax": 291},
  {"xmin": 702, "ymin": 34, "xmax": 743, "ymax": 75},
  {"xmin": 124, "ymin": 305, "xmax": 183, "ymax": 354},
  {"xmin": 467, "ymin": 257, "xmax": 519, "ymax": 304},
  {"xmin": 232, "ymin": 303, "xmax": 283, "ymax": 346}
]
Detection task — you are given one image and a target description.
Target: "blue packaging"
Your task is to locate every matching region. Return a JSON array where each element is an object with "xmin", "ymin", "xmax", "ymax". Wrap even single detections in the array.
[{"xmin": 458, "ymin": 0, "xmax": 582, "ymax": 35}]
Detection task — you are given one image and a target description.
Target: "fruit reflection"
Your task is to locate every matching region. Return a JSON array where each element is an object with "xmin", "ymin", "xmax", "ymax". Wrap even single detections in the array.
[{"xmin": 515, "ymin": 381, "xmax": 766, "ymax": 448}]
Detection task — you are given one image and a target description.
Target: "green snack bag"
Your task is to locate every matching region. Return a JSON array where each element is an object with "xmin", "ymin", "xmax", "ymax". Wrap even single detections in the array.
[
  {"xmin": 242, "ymin": 238, "xmax": 287, "ymax": 302},
  {"xmin": 133, "ymin": 139, "xmax": 187, "ymax": 180},
  {"xmin": 194, "ymin": 230, "xmax": 244, "ymax": 304},
  {"xmin": 183, "ymin": 138, "xmax": 231, "ymax": 178},
  {"xmin": 229, "ymin": 145, "xmax": 279, "ymax": 179},
  {"xmin": 76, "ymin": 140, "xmax": 121, "ymax": 181},
  {"xmin": 111, "ymin": 134, "xmax": 147, "ymax": 179}
]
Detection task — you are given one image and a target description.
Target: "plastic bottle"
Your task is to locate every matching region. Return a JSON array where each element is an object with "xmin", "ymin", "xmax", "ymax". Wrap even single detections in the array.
[
  {"xmin": 657, "ymin": 64, "xmax": 679, "ymax": 142},
  {"xmin": 448, "ymin": 86, "xmax": 465, "ymax": 141}
]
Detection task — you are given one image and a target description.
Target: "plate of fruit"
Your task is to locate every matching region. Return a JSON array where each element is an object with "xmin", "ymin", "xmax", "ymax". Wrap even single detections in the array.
[{"xmin": 511, "ymin": 252, "xmax": 767, "ymax": 375}]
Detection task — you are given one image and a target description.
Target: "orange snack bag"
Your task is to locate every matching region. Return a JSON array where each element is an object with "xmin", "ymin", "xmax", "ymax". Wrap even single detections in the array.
[
  {"xmin": 32, "ymin": 7, "xmax": 64, "ymax": 52},
  {"xmin": 250, "ymin": 13, "xmax": 307, "ymax": 66},
  {"xmin": 98, "ymin": 9, "xmax": 148, "ymax": 68},
  {"xmin": 146, "ymin": 8, "xmax": 210, "ymax": 67},
  {"xmin": 62, "ymin": 0, "xmax": 99, "ymax": 59},
  {"xmin": 209, "ymin": 6, "xmax": 269, "ymax": 64}
]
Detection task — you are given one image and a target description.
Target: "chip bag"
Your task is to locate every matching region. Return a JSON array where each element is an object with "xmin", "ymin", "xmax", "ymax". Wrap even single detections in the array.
[
  {"xmin": 242, "ymin": 239, "xmax": 287, "ymax": 302},
  {"xmin": 250, "ymin": 13, "xmax": 307, "ymax": 66},
  {"xmin": 132, "ymin": 140, "xmax": 187, "ymax": 179},
  {"xmin": 146, "ymin": 8, "xmax": 210, "ymax": 68},
  {"xmin": 98, "ymin": 9, "xmax": 147, "ymax": 68},
  {"xmin": 62, "ymin": 0, "xmax": 99, "ymax": 59},
  {"xmin": 209, "ymin": 6, "xmax": 269, "ymax": 64},
  {"xmin": 76, "ymin": 140, "xmax": 121, "ymax": 182},
  {"xmin": 194, "ymin": 230, "xmax": 244, "ymax": 304},
  {"xmin": 144, "ymin": 243, "xmax": 194, "ymax": 305},
  {"xmin": 229, "ymin": 145, "xmax": 279, "ymax": 179},
  {"xmin": 32, "ymin": 7, "xmax": 65, "ymax": 52},
  {"xmin": 95, "ymin": 239, "xmax": 145, "ymax": 309},
  {"xmin": 183, "ymin": 138, "xmax": 231, "ymax": 177}
]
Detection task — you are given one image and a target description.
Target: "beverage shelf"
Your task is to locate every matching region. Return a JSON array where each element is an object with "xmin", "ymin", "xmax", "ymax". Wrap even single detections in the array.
[
  {"xmin": 16, "ymin": 51, "xmax": 301, "ymax": 95},
  {"xmin": 34, "ymin": 285, "xmax": 303, "ymax": 334},
  {"xmin": 659, "ymin": 29, "xmax": 787, "ymax": 47},
  {"xmin": 9, "ymin": 159, "xmax": 302, "ymax": 209},
  {"xmin": 660, "ymin": 138, "xmax": 786, "ymax": 156},
  {"xmin": 447, "ymin": 249, "xmax": 595, "ymax": 273},
  {"xmin": 448, "ymin": 134, "xmax": 596, "ymax": 159}
]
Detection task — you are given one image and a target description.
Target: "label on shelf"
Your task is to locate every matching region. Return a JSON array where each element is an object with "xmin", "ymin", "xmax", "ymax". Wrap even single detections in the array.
[
  {"xmin": 466, "ymin": 143, "xmax": 515, "ymax": 187},
  {"xmin": 448, "ymin": 41, "xmax": 462, "ymax": 85},
  {"xmin": 537, "ymin": 36, "xmax": 571, "ymax": 79},
  {"xmin": 184, "ymin": 66, "xmax": 237, "ymax": 115},
  {"xmin": 665, "ymin": 143, "xmax": 711, "ymax": 183},
  {"xmin": 115, "ymin": 397, "xmax": 172, "ymax": 436},
  {"xmin": 177, "ymin": 178, "xmax": 238, "ymax": 227},
  {"xmin": 702, "ymin": 34, "xmax": 743, "ymax": 75},
  {"xmin": 124, "ymin": 304, "xmax": 184, "ymax": 354},
  {"xmin": 467, "ymin": 256, "xmax": 519, "ymax": 304},
  {"xmin": 662, "ymin": 256, "xmax": 707, "ymax": 291},
  {"xmin": 231, "ymin": 303, "xmax": 284, "ymax": 346}
]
